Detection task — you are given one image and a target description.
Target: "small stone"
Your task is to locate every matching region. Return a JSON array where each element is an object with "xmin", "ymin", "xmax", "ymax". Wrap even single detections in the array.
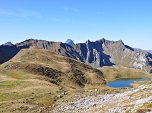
[
  {"xmin": 95, "ymin": 89, "xmax": 98, "ymax": 92},
  {"xmin": 57, "ymin": 95, "xmax": 63, "ymax": 98},
  {"xmin": 62, "ymin": 92, "xmax": 67, "ymax": 95},
  {"xmin": 48, "ymin": 92, "xmax": 52, "ymax": 94},
  {"xmin": 93, "ymin": 104, "xmax": 97, "ymax": 107}
]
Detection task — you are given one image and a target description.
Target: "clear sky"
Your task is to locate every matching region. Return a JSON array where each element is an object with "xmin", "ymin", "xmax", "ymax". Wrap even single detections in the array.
[{"xmin": 0, "ymin": 0, "xmax": 152, "ymax": 49}]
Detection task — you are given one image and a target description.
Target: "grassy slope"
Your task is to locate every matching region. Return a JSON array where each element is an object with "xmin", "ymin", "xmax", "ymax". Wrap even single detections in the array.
[
  {"xmin": 1, "ymin": 49, "xmax": 106, "ymax": 88},
  {"xmin": 99, "ymin": 66, "xmax": 152, "ymax": 82},
  {"xmin": 0, "ymin": 70, "xmax": 61, "ymax": 113},
  {"xmin": 0, "ymin": 49, "xmax": 106, "ymax": 113}
]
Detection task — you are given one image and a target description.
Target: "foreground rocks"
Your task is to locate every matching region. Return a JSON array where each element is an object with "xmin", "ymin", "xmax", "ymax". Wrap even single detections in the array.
[{"xmin": 53, "ymin": 83, "xmax": 152, "ymax": 113}]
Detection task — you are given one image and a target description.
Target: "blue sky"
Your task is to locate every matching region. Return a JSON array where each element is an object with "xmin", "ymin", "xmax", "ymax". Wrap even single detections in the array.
[{"xmin": 0, "ymin": 0, "xmax": 152, "ymax": 49}]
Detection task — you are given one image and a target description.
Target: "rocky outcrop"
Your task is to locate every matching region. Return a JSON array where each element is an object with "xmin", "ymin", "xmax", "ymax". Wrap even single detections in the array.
[
  {"xmin": 1, "ymin": 38, "xmax": 152, "ymax": 73},
  {"xmin": 100, "ymin": 39, "xmax": 147, "ymax": 68},
  {"xmin": 101, "ymin": 39, "xmax": 152, "ymax": 72},
  {"xmin": 75, "ymin": 39, "xmax": 115, "ymax": 67},
  {"xmin": 75, "ymin": 38, "xmax": 152, "ymax": 72}
]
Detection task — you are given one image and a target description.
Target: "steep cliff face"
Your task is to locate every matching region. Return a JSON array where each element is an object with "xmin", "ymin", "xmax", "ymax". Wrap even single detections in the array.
[
  {"xmin": 100, "ymin": 39, "xmax": 152, "ymax": 71},
  {"xmin": 75, "ymin": 40, "xmax": 114, "ymax": 67},
  {"xmin": 75, "ymin": 38, "xmax": 152, "ymax": 72}
]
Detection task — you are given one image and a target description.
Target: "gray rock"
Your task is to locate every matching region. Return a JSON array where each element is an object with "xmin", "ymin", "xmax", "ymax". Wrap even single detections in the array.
[{"xmin": 65, "ymin": 39, "xmax": 75, "ymax": 47}]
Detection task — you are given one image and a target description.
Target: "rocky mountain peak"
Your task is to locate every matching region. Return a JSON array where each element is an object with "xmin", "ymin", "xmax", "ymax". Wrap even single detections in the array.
[
  {"xmin": 65, "ymin": 39, "xmax": 75, "ymax": 47},
  {"xmin": 2, "ymin": 42, "xmax": 13, "ymax": 46},
  {"xmin": 98, "ymin": 38, "xmax": 106, "ymax": 42}
]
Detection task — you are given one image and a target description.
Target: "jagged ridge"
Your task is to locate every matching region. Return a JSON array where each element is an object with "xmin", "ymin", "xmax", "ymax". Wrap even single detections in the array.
[{"xmin": 1, "ymin": 38, "xmax": 152, "ymax": 73}]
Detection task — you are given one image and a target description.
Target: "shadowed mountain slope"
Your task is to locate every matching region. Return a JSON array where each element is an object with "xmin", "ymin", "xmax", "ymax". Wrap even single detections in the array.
[{"xmin": 0, "ymin": 45, "xmax": 20, "ymax": 64}]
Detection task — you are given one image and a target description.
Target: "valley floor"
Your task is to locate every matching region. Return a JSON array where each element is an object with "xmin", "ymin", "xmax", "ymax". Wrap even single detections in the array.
[{"xmin": 53, "ymin": 82, "xmax": 152, "ymax": 113}]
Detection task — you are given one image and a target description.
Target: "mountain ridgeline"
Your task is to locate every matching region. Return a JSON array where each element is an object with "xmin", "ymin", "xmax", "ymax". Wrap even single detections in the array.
[{"xmin": 1, "ymin": 38, "xmax": 152, "ymax": 73}]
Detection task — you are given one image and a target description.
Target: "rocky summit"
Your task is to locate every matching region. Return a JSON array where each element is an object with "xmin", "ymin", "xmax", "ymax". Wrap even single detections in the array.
[
  {"xmin": 75, "ymin": 38, "xmax": 152, "ymax": 72},
  {"xmin": 0, "ymin": 38, "xmax": 152, "ymax": 73},
  {"xmin": 65, "ymin": 39, "xmax": 75, "ymax": 47}
]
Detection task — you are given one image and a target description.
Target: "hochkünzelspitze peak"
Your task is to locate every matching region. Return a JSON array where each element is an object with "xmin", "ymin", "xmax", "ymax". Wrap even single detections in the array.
[{"xmin": 65, "ymin": 39, "xmax": 75, "ymax": 47}]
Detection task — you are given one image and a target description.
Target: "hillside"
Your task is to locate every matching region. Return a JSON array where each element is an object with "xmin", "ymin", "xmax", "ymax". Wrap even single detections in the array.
[
  {"xmin": 0, "ymin": 49, "xmax": 106, "ymax": 112},
  {"xmin": 1, "ymin": 49, "xmax": 106, "ymax": 88},
  {"xmin": 99, "ymin": 66, "xmax": 152, "ymax": 82},
  {"xmin": 16, "ymin": 39, "xmax": 82, "ymax": 61}
]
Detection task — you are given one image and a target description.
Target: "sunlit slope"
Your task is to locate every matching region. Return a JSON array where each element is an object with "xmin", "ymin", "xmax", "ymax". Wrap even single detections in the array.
[
  {"xmin": 0, "ymin": 48, "xmax": 106, "ymax": 113},
  {"xmin": 99, "ymin": 66, "xmax": 152, "ymax": 82},
  {"xmin": 1, "ymin": 49, "xmax": 106, "ymax": 88}
]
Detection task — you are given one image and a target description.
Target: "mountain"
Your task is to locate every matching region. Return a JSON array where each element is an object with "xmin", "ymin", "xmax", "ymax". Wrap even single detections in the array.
[
  {"xmin": 2, "ymin": 42, "xmax": 14, "ymax": 46},
  {"xmin": 65, "ymin": 39, "xmax": 75, "ymax": 47},
  {"xmin": 0, "ymin": 38, "xmax": 152, "ymax": 73},
  {"xmin": 1, "ymin": 49, "xmax": 106, "ymax": 88},
  {"xmin": 75, "ymin": 38, "xmax": 152, "ymax": 72},
  {"xmin": 16, "ymin": 39, "xmax": 82, "ymax": 61}
]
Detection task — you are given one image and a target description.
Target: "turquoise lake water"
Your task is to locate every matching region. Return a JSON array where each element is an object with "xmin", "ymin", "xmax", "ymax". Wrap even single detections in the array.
[{"xmin": 107, "ymin": 78, "xmax": 148, "ymax": 88}]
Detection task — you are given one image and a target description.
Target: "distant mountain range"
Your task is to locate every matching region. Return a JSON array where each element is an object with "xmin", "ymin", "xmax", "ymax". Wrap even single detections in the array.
[
  {"xmin": 3, "ymin": 42, "xmax": 13, "ymax": 46},
  {"xmin": 147, "ymin": 50, "xmax": 152, "ymax": 54},
  {"xmin": 134, "ymin": 48, "xmax": 152, "ymax": 54},
  {"xmin": 0, "ymin": 38, "xmax": 152, "ymax": 73}
]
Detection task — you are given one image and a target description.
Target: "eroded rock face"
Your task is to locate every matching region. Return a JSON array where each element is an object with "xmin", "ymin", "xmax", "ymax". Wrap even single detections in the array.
[
  {"xmin": 75, "ymin": 39, "xmax": 115, "ymax": 67},
  {"xmin": 1, "ymin": 38, "xmax": 152, "ymax": 72},
  {"xmin": 75, "ymin": 38, "xmax": 152, "ymax": 72}
]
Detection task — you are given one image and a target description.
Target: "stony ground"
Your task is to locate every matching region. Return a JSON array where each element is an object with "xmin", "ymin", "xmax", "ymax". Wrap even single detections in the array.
[{"xmin": 53, "ymin": 82, "xmax": 152, "ymax": 113}]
